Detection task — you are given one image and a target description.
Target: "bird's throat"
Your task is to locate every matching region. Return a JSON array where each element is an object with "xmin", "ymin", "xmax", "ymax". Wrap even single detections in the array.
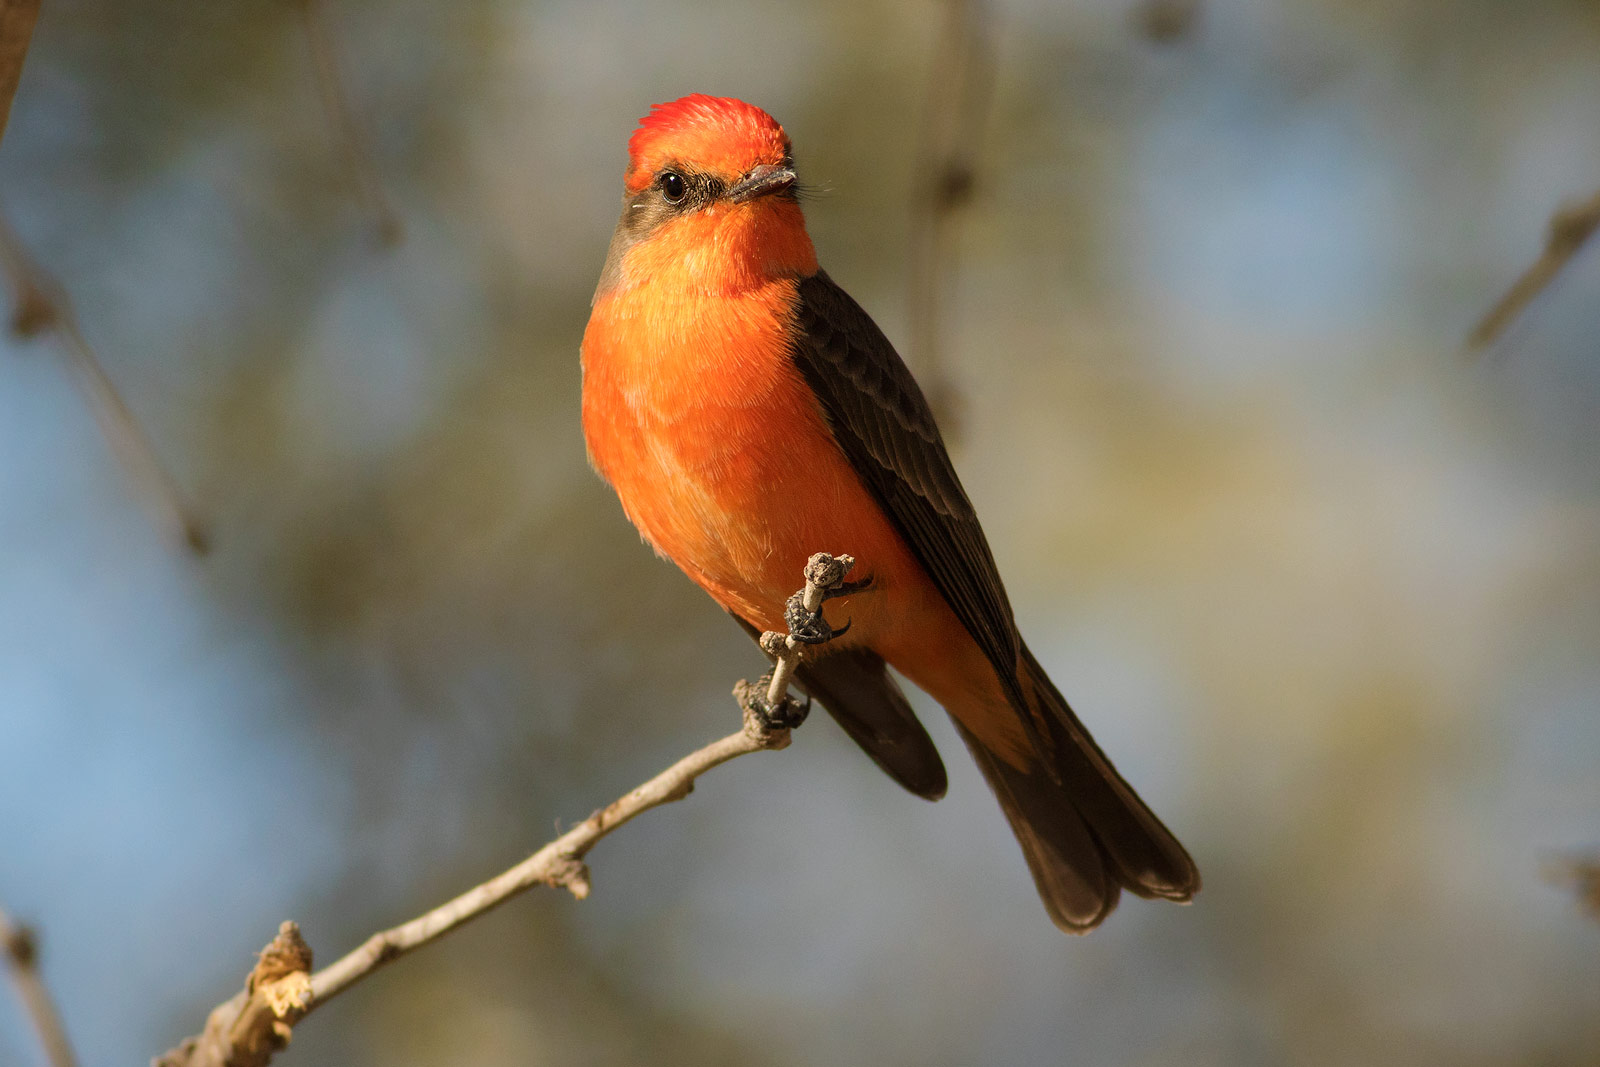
[{"xmin": 598, "ymin": 199, "xmax": 818, "ymax": 301}]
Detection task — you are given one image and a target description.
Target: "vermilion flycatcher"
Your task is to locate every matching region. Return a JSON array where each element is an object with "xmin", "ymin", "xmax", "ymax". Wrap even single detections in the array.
[{"xmin": 581, "ymin": 95, "xmax": 1199, "ymax": 931}]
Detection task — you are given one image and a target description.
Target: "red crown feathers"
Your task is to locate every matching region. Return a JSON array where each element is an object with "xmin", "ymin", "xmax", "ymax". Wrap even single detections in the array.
[{"xmin": 625, "ymin": 94, "xmax": 790, "ymax": 194}]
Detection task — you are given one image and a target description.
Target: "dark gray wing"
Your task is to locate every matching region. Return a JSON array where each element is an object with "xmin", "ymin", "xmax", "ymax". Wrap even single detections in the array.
[
  {"xmin": 788, "ymin": 274, "xmax": 1202, "ymax": 923},
  {"xmin": 790, "ymin": 271, "xmax": 1028, "ymax": 714}
]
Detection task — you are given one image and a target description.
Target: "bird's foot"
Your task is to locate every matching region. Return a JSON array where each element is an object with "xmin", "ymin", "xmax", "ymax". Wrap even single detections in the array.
[
  {"xmin": 784, "ymin": 591, "xmax": 851, "ymax": 645},
  {"xmin": 737, "ymin": 673, "xmax": 812, "ymax": 731},
  {"xmin": 734, "ymin": 552, "xmax": 857, "ymax": 739}
]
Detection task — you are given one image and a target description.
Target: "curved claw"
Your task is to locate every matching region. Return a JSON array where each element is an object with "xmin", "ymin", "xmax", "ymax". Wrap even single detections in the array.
[
  {"xmin": 822, "ymin": 576, "xmax": 873, "ymax": 601},
  {"xmin": 789, "ymin": 625, "xmax": 833, "ymax": 646},
  {"xmin": 784, "ymin": 593, "xmax": 833, "ymax": 645}
]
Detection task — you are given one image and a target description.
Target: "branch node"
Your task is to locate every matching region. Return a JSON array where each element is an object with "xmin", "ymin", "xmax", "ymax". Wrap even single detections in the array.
[
  {"xmin": 366, "ymin": 934, "xmax": 401, "ymax": 966},
  {"xmin": 1, "ymin": 904, "xmax": 75, "ymax": 1067},
  {"xmin": 1548, "ymin": 200, "xmax": 1600, "ymax": 250},
  {"xmin": 2, "ymin": 921, "xmax": 35, "ymax": 966},
  {"xmin": 297, "ymin": 0, "xmax": 404, "ymax": 247},
  {"xmin": 10, "ymin": 284, "xmax": 56, "ymax": 337},
  {"xmin": 154, "ymin": 923, "xmax": 313, "ymax": 1067},
  {"xmin": 934, "ymin": 164, "xmax": 976, "ymax": 208},
  {"xmin": 802, "ymin": 551, "xmax": 854, "ymax": 595},
  {"xmin": 0, "ymin": 212, "xmax": 209, "ymax": 553},
  {"xmin": 1468, "ymin": 186, "xmax": 1600, "ymax": 350},
  {"xmin": 547, "ymin": 856, "xmax": 593, "ymax": 900},
  {"xmin": 908, "ymin": 0, "xmax": 992, "ymax": 437},
  {"xmin": 1543, "ymin": 852, "xmax": 1600, "ymax": 923},
  {"xmin": 733, "ymin": 680, "xmax": 795, "ymax": 750},
  {"xmin": 251, "ymin": 922, "xmax": 314, "ymax": 987},
  {"xmin": 1136, "ymin": 0, "xmax": 1201, "ymax": 43}
]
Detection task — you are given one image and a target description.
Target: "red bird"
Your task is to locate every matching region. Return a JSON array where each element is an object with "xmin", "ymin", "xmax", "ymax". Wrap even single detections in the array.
[{"xmin": 581, "ymin": 94, "xmax": 1199, "ymax": 931}]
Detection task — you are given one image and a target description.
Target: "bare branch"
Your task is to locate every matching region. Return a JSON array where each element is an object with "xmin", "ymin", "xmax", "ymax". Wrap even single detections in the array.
[
  {"xmin": 1468, "ymin": 187, "xmax": 1600, "ymax": 351},
  {"xmin": 294, "ymin": 0, "xmax": 403, "ymax": 247},
  {"xmin": 1, "ymin": 906, "xmax": 78, "ymax": 1067},
  {"xmin": 0, "ymin": 0, "xmax": 40, "ymax": 149},
  {"xmin": 907, "ymin": 0, "xmax": 995, "ymax": 439},
  {"xmin": 305, "ymin": 718, "xmax": 784, "ymax": 1007},
  {"xmin": 0, "ymin": 211, "xmax": 209, "ymax": 554},
  {"xmin": 154, "ymin": 553, "xmax": 859, "ymax": 1067},
  {"xmin": 152, "ymin": 923, "xmax": 313, "ymax": 1067},
  {"xmin": 154, "ymin": 724, "xmax": 782, "ymax": 1067}
]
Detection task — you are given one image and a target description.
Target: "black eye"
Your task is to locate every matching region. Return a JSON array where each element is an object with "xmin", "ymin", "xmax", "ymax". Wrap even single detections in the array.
[{"xmin": 660, "ymin": 172, "xmax": 687, "ymax": 204}]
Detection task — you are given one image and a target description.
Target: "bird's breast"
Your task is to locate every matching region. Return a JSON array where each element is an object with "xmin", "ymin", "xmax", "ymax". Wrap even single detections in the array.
[{"xmin": 580, "ymin": 276, "xmax": 916, "ymax": 635}]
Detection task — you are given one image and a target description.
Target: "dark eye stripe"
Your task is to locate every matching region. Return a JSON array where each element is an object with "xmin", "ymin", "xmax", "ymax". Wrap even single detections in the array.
[{"xmin": 647, "ymin": 168, "xmax": 739, "ymax": 219}]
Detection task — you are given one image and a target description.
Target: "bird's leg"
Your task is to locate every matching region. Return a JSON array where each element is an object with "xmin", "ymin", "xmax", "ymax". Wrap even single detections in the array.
[
  {"xmin": 785, "ymin": 559, "xmax": 869, "ymax": 644},
  {"xmin": 738, "ymin": 552, "xmax": 857, "ymax": 733}
]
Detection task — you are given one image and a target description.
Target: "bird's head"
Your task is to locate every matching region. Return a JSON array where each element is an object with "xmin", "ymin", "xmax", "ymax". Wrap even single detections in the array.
[
  {"xmin": 625, "ymin": 94, "xmax": 796, "ymax": 205},
  {"xmin": 595, "ymin": 95, "xmax": 818, "ymax": 299}
]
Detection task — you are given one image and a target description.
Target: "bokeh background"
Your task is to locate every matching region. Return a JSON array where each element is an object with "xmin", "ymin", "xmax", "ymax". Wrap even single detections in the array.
[{"xmin": 2, "ymin": 0, "xmax": 1599, "ymax": 1064}]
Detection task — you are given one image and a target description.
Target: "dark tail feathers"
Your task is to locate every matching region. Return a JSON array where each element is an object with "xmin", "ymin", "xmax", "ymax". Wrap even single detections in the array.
[{"xmin": 960, "ymin": 644, "xmax": 1199, "ymax": 933}]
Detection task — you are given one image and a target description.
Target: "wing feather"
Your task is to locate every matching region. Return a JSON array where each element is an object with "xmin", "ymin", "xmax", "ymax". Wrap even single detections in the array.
[{"xmin": 790, "ymin": 271, "xmax": 1028, "ymax": 714}]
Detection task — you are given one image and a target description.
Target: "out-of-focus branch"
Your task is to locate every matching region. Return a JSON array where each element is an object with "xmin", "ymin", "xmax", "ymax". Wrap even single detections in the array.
[
  {"xmin": 0, "ymin": 213, "xmax": 209, "ymax": 553},
  {"xmin": 1, "ymin": 906, "xmax": 78, "ymax": 1067},
  {"xmin": 908, "ymin": 0, "xmax": 995, "ymax": 439},
  {"xmin": 154, "ymin": 553, "xmax": 859, "ymax": 1067},
  {"xmin": 1544, "ymin": 852, "xmax": 1600, "ymax": 924},
  {"xmin": 1134, "ymin": 0, "xmax": 1200, "ymax": 43},
  {"xmin": 2, "ymin": 6, "xmax": 205, "ymax": 553},
  {"xmin": 0, "ymin": 0, "xmax": 40, "ymax": 148},
  {"xmin": 1468, "ymin": 188, "xmax": 1600, "ymax": 351},
  {"xmin": 294, "ymin": 0, "xmax": 402, "ymax": 247}
]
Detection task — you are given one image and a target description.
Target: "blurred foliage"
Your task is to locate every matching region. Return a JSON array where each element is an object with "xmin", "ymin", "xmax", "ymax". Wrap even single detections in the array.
[{"xmin": 1, "ymin": 1, "xmax": 1598, "ymax": 1065}]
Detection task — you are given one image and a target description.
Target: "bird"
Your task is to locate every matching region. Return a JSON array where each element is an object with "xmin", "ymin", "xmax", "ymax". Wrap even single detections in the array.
[{"xmin": 580, "ymin": 94, "xmax": 1199, "ymax": 932}]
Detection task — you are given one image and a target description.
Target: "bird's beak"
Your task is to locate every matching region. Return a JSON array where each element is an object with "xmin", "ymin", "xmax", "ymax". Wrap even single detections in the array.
[{"xmin": 726, "ymin": 163, "xmax": 797, "ymax": 203}]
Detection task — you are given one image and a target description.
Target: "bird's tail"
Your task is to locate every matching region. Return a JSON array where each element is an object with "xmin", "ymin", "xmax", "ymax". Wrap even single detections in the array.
[{"xmin": 957, "ymin": 643, "xmax": 1200, "ymax": 933}]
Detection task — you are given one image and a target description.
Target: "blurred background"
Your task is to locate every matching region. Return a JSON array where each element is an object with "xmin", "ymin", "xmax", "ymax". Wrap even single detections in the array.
[{"xmin": 2, "ymin": 0, "xmax": 1598, "ymax": 1064}]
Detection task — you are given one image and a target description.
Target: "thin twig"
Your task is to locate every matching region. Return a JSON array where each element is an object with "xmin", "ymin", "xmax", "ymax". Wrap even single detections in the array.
[
  {"xmin": 1468, "ymin": 188, "xmax": 1600, "ymax": 351},
  {"xmin": 294, "ymin": 0, "xmax": 403, "ymax": 247},
  {"xmin": 308, "ymin": 722, "xmax": 779, "ymax": 1004},
  {"xmin": 0, "ymin": 213, "xmax": 209, "ymax": 553},
  {"xmin": 0, "ymin": 0, "xmax": 40, "ymax": 149},
  {"xmin": 153, "ymin": 725, "xmax": 784, "ymax": 1067},
  {"xmin": 1, "ymin": 906, "xmax": 78, "ymax": 1067},
  {"xmin": 154, "ymin": 553, "xmax": 859, "ymax": 1067},
  {"xmin": 907, "ymin": 0, "xmax": 995, "ymax": 439}
]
